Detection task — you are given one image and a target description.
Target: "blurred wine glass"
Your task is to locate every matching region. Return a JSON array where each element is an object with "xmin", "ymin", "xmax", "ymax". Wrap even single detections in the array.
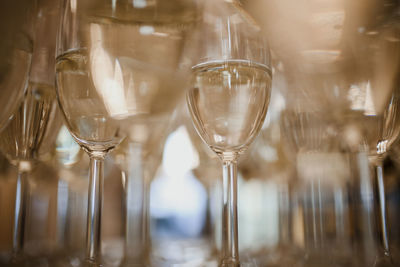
[
  {"xmin": 53, "ymin": 130, "xmax": 90, "ymax": 266},
  {"xmin": 244, "ymin": 1, "xmax": 400, "ymax": 266},
  {"xmin": 0, "ymin": 0, "xmax": 35, "ymax": 131},
  {"xmin": 237, "ymin": 77, "xmax": 301, "ymax": 266},
  {"xmin": 279, "ymin": 72, "xmax": 350, "ymax": 267},
  {"xmin": 0, "ymin": 0, "xmax": 61, "ymax": 264},
  {"xmin": 344, "ymin": 20, "xmax": 400, "ymax": 267},
  {"xmin": 55, "ymin": 0, "xmax": 200, "ymax": 265},
  {"xmin": 186, "ymin": 0, "xmax": 272, "ymax": 265},
  {"xmin": 112, "ymin": 112, "xmax": 174, "ymax": 267},
  {"xmin": 186, "ymin": 113, "xmax": 221, "ymax": 261}
]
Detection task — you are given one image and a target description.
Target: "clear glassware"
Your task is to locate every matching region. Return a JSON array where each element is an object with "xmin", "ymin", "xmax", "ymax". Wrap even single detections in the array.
[
  {"xmin": 52, "ymin": 132, "xmax": 126, "ymax": 267},
  {"xmin": 186, "ymin": 0, "xmax": 272, "ymax": 265},
  {"xmin": 349, "ymin": 150, "xmax": 383, "ymax": 267},
  {"xmin": 187, "ymin": 113, "xmax": 221, "ymax": 263},
  {"xmin": 55, "ymin": 0, "xmax": 200, "ymax": 265},
  {"xmin": 345, "ymin": 20, "xmax": 400, "ymax": 266},
  {"xmin": 22, "ymin": 157, "xmax": 62, "ymax": 265},
  {"xmin": 278, "ymin": 50, "xmax": 400, "ymax": 266},
  {"xmin": 112, "ymin": 112, "xmax": 173, "ymax": 267},
  {"xmin": 0, "ymin": 154, "xmax": 18, "ymax": 265},
  {"xmin": 279, "ymin": 78, "xmax": 348, "ymax": 267},
  {"xmin": 237, "ymin": 75, "xmax": 301, "ymax": 267},
  {"xmin": 0, "ymin": 0, "xmax": 61, "ymax": 264},
  {"xmin": 54, "ymin": 131, "xmax": 90, "ymax": 266},
  {"xmin": 0, "ymin": 0, "xmax": 35, "ymax": 131},
  {"xmin": 244, "ymin": 1, "xmax": 400, "ymax": 266}
]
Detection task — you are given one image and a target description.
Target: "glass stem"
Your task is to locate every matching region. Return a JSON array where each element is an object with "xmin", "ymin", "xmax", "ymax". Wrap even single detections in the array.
[
  {"xmin": 375, "ymin": 160, "xmax": 391, "ymax": 258},
  {"xmin": 12, "ymin": 170, "xmax": 28, "ymax": 258},
  {"xmin": 123, "ymin": 143, "xmax": 150, "ymax": 266},
  {"xmin": 86, "ymin": 154, "xmax": 105, "ymax": 266},
  {"xmin": 220, "ymin": 157, "xmax": 240, "ymax": 267}
]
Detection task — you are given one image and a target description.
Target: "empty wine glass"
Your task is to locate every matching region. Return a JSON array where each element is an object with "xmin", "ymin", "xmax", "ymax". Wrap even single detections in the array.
[
  {"xmin": 186, "ymin": 1, "xmax": 272, "ymax": 265},
  {"xmin": 345, "ymin": 20, "xmax": 400, "ymax": 267},
  {"xmin": 244, "ymin": 1, "xmax": 400, "ymax": 266},
  {"xmin": 238, "ymin": 79, "xmax": 301, "ymax": 267},
  {"xmin": 55, "ymin": 0, "xmax": 200, "ymax": 265},
  {"xmin": 281, "ymin": 101, "xmax": 355, "ymax": 267},
  {"xmin": 0, "ymin": 0, "xmax": 61, "ymax": 264}
]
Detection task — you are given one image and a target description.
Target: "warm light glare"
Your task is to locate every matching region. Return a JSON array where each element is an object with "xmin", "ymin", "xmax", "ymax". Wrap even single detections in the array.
[
  {"xmin": 70, "ymin": 0, "xmax": 77, "ymax": 13},
  {"xmin": 348, "ymin": 81, "xmax": 377, "ymax": 116},
  {"xmin": 133, "ymin": 0, "xmax": 147, "ymax": 9},
  {"xmin": 162, "ymin": 126, "xmax": 200, "ymax": 177},
  {"xmin": 90, "ymin": 24, "xmax": 129, "ymax": 119},
  {"xmin": 55, "ymin": 126, "xmax": 81, "ymax": 165},
  {"xmin": 151, "ymin": 126, "xmax": 207, "ymax": 237}
]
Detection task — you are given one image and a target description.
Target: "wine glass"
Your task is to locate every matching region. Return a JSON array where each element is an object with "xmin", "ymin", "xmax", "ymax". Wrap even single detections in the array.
[
  {"xmin": 278, "ymin": 41, "xmax": 400, "ymax": 267},
  {"xmin": 0, "ymin": 0, "xmax": 61, "ymax": 263},
  {"xmin": 0, "ymin": 0, "xmax": 35, "ymax": 131},
  {"xmin": 54, "ymin": 131, "xmax": 90, "ymax": 266},
  {"xmin": 55, "ymin": 0, "xmax": 200, "ymax": 265},
  {"xmin": 280, "ymin": 94, "xmax": 354, "ymax": 267},
  {"xmin": 244, "ymin": 1, "xmax": 400, "ymax": 266},
  {"xmin": 186, "ymin": 0, "xmax": 272, "ymax": 265},
  {"xmin": 344, "ymin": 20, "xmax": 400, "ymax": 267},
  {"xmin": 186, "ymin": 112, "xmax": 221, "ymax": 261},
  {"xmin": 237, "ymin": 79, "xmax": 301, "ymax": 267},
  {"xmin": 112, "ymin": 113, "xmax": 174, "ymax": 267}
]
